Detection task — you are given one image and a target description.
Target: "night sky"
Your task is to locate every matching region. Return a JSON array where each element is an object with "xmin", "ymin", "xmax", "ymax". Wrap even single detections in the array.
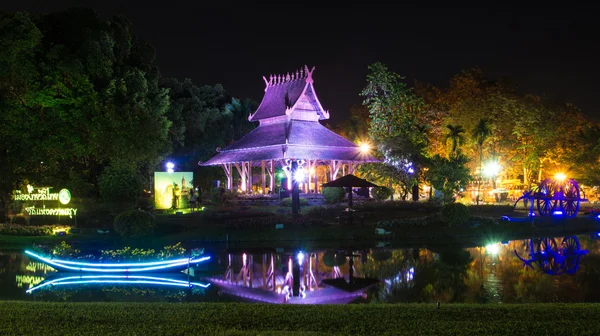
[{"xmin": 3, "ymin": 2, "xmax": 598, "ymax": 126}]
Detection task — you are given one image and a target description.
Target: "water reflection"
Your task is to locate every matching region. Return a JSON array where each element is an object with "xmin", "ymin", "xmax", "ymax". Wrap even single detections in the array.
[
  {"xmin": 27, "ymin": 274, "xmax": 210, "ymax": 293},
  {"xmin": 2, "ymin": 234, "xmax": 600, "ymax": 304},
  {"xmin": 514, "ymin": 236, "xmax": 588, "ymax": 275}
]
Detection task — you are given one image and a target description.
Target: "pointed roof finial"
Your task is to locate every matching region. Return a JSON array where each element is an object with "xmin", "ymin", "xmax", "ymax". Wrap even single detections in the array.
[
  {"xmin": 300, "ymin": 67, "xmax": 304, "ymax": 78},
  {"xmin": 262, "ymin": 76, "xmax": 270, "ymax": 91},
  {"xmin": 295, "ymin": 70, "xmax": 299, "ymax": 79},
  {"xmin": 304, "ymin": 65, "xmax": 315, "ymax": 84},
  {"xmin": 286, "ymin": 73, "xmax": 290, "ymax": 81}
]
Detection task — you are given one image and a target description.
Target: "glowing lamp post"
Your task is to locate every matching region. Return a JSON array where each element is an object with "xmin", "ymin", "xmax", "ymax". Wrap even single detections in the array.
[
  {"xmin": 166, "ymin": 162, "xmax": 175, "ymax": 173},
  {"xmin": 359, "ymin": 142, "xmax": 371, "ymax": 155}
]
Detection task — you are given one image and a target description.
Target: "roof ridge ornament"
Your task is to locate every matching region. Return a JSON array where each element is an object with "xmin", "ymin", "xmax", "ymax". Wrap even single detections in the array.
[{"xmin": 304, "ymin": 65, "xmax": 315, "ymax": 84}]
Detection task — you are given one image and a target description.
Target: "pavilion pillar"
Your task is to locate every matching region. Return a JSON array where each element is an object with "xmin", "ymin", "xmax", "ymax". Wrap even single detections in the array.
[
  {"xmin": 307, "ymin": 160, "xmax": 313, "ymax": 193},
  {"xmin": 248, "ymin": 161, "xmax": 253, "ymax": 193},
  {"xmin": 314, "ymin": 162, "xmax": 319, "ymax": 193},
  {"xmin": 261, "ymin": 161, "xmax": 266, "ymax": 194},
  {"xmin": 329, "ymin": 160, "xmax": 341, "ymax": 181},
  {"xmin": 268, "ymin": 160, "xmax": 274, "ymax": 193},
  {"xmin": 234, "ymin": 162, "xmax": 249, "ymax": 193},
  {"xmin": 348, "ymin": 162, "xmax": 356, "ymax": 175},
  {"xmin": 222, "ymin": 163, "xmax": 233, "ymax": 190}
]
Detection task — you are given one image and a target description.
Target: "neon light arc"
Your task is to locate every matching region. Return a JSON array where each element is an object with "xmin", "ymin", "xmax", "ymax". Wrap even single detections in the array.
[
  {"xmin": 25, "ymin": 250, "xmax": 211, "ymax": 273},
  {"xmin": 26, "ymin": 275, "xmax": 210, "ymax": 293}
]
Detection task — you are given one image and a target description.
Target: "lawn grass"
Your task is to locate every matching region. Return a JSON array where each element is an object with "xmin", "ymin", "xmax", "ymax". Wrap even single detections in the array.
[{"xmin": 1, "ymin": 301, "xmax": 600, "ymax": 335}]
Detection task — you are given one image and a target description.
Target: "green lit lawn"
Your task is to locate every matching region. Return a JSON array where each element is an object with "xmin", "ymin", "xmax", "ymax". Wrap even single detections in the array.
[{"xmin": 1, "ymin": 301, "xmax": 600, "ymax": 335}]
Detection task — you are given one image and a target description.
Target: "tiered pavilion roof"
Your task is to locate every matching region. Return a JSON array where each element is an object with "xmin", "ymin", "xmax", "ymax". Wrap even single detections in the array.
[{"xmin": 202, "ymin": 65, "xmax": 378, "ymax": 193}]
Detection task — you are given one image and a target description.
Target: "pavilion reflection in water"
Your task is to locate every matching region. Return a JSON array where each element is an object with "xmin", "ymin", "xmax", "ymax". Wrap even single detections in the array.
[{"xmin": 4, "ymin": 233, "xmax": 599, "ymax": 303}]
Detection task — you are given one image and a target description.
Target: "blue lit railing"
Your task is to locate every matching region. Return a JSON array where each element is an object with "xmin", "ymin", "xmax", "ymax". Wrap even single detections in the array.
[
  {"xmin": 25, "ymin": 250, "xmax": 211, "ymax": 273},
  {"xmin": 26, "ymin": 274, "xmax": 210, "ymax": 293}
]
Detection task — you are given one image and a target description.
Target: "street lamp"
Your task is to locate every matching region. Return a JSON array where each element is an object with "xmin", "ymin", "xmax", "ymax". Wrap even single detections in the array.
[
  {"xmin": 483, "ymin": 161, "xmax": 501, "ymax": 178},
  {"xmin": 359, "ymin": 142, "xmax": 371, "ymax": 154},
  {"xmin": 166, "ymin": 162, "xmax": 175, "ymax": 173}
]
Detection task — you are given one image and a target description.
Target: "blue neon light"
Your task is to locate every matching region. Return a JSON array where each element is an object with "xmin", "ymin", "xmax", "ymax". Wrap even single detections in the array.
[
  {"xmin": 25, "ymin": 250, "xmax": 210, "ymax": 273},
  {"xmin": 26, "ymin": 275, "xmax": 210, "ymax": 293}
]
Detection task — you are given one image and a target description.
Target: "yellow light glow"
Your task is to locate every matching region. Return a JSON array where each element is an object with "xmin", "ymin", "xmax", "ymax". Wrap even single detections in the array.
[
  {"xmin": 360, "ymin": 143, "xmax": 371, "ymax": 154},
  {"xmin": 555, "ymin": 173, "xmax": 566, "ymax": 181},
  {"xmin": 485, "ymin": 243, "xmax": 500, "ymax": 255}
]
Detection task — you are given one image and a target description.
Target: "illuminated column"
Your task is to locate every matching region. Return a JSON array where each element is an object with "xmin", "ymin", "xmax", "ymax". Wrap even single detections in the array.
[
  {"xmin": 248, "ymin": 162, "xmax": 253, "ymax": 193},
  {"xmin": 261, "ymin": 161, "xmax": 266, "ymax": 194},
  {"xmin": 269, "ymin": 160, "xmax": 274, "ymax": 193}
]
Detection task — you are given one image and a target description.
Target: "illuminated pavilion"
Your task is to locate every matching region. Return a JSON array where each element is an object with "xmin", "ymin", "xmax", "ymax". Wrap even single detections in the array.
[{"xmin": 201, "ymin": 65, "xmax": 378, "ymax": 193}]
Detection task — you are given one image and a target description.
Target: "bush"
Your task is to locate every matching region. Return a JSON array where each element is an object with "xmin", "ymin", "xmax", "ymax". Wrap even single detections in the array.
[
  {"xmin": 280, "ymin": 197, "xmax": 308, "ymax": 207},
  {"xmin": 98, "ymin": 166, "xmax": 143, "ymax": 212},
  {"xmin": 371, "ymin": 186, "xmax": 392, "ymax": 201},
  {"xmin": 441, "ymin": 202, "xmax": 471, "ymax": 228},
  {"xmin": 322, "ymin": 187, "xmax": 346, "ymax": 204},
  {"xmin": 304, "ymin": 205, "xmax": 346, "ymax": 219},
  {"xmin": 113, "ymin": 209, "xmax": 155, "ymax": 238},
  {"xmin": 0, "ymin": 224, "xmax": 71, "ymax": 236}
]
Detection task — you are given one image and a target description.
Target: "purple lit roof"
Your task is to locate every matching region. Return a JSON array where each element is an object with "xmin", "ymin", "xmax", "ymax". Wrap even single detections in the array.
[
  {"xmin": 202, "ymin": 120, "xmax": 378, "ymax": 165},
  {"xmin": 248, "ymin": 65, "xmax": 328, "ymax": 121},
  {"xmin": 201, "ymin": 65, "xmax": 380, "ymax": 166}
]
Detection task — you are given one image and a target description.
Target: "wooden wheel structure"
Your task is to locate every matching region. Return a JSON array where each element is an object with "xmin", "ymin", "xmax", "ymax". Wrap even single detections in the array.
[
  {"xmin": 514, "ymin": 178, "xmax": 584, "ymax": 217},
  {"xmin": 514, "ymin": 236, "xmax": 588, "ymax": 275}
]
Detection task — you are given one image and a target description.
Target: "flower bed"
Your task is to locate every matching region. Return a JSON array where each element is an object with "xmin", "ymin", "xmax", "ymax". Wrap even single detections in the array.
[{"xmin": 0, "ymin": 224, "xmax": 71, "ymax": 236}]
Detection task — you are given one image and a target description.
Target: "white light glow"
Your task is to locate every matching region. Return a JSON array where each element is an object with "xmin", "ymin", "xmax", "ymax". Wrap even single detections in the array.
[
  {"xmin": 297, "ymin": 252, "xmax": 305, "ymax": 265},
  {"xmin": 294, "ymin": 168, "xmax": 305, "ymax": 182},
  {"xmin": 483, "ymin": 161, "xmax": 501, "ymax": 177},
  {"xmin": 360, "ymin": 143, "xmax": 371, "ymax": 154},
  {"xmin": 486, "ymin": 244, "xmax": 500, "ymax": 255},
  {"xmin": 554, "ymin": 173, "xmax": 567, "ymax": 181}
]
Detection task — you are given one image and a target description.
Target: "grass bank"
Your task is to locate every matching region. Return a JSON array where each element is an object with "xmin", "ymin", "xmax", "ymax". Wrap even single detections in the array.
[{"xmin": 1, "ymin": 301, "xmax": 600, "ymax": 335}]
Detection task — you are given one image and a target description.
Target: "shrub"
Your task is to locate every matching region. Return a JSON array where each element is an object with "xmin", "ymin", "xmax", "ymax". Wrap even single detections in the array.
[
  {"xmin": 113, "ymin": 209, "xmax": 155, "ymax": 238},
  {"xmin": 280, "ymin": 197, "xmax": 308, "ymax": 207},
  {"xmin": 371, "ymin": 186, "xmax": 392, "ymax": 201},
  {"xmin": 98, "ymin": 166, "xmax": 143, "ymax": 212},
  {"xmin": 322, "ymin": 187, "xmax": 346, "ymax": 204},
  {"xmin": 441, "ymin": 202, "xmax": 471, "ymax": 228},
  {"xmin": 304, "ymin": 205, "xmax": 346, "ymax": 219},
  {"xmin": 0, "ymin": 224, "xmax": 71, "ymax": 236}
]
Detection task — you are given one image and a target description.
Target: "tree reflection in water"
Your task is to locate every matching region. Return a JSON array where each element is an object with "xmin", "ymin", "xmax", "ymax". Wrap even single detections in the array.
[{"xmin": 360, "ymin": 234, "xmax": 600, "ymax": 304}]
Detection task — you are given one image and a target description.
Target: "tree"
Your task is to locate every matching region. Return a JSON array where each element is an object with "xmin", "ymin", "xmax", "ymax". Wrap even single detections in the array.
[
  {"xmin": 425, "ymin": 154, "xmax": 472, "ymax": 203},
  {"xmin": 0, "ymin": 9, "xmax": 171, "ymax": 212},
  {"xmin": 360, "ymin": 62, "xmax": 428, "ymax": 198},
  {"xmin": 160, "ymin": 77, "xmax": 257, "ymax": 172},
  {"xmin": 444, "ymin": 124, "xmax": 466, "ymax": 156},
  {"xmin": 471, "ymin": 118, "xmax": 491, "ymax": 205}
]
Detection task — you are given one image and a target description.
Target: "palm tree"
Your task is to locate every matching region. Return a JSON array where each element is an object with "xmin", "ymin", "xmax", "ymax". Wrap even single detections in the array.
[
  {"xmin": 444, "ymin": 124, "xmax": 466, "ymax": 156},
  {"xmin": 471, "ymin": 118, "xmax": 492, "ymax": 205}
]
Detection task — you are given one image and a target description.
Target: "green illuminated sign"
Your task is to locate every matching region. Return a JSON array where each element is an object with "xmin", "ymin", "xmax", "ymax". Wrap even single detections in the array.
[
  {"xmin": 58, "ymin": 189, "xmax": 71, "ymax": 205},
  {"xmin": 12, "ymin": 185, "xmax": 77, "ymax": 218}
]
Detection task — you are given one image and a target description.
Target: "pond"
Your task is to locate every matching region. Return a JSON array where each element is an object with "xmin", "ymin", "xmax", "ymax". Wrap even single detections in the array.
[{"xmin": 2, "ymin": 232, "xmax": 600, "ymax": 304}]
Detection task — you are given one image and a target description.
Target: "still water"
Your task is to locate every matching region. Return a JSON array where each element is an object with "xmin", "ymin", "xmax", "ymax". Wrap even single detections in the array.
[{"xmin": 2, "ymin": 233, "xmax": 600, "ymax": 304}]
